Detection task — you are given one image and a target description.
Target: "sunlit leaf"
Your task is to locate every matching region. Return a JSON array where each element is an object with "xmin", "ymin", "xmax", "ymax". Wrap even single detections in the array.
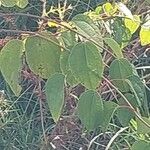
[
  {"xmin": 103, "ymin": 2, "xmax": 117, "ymax": 16},
  {"xmin": 140, "ymin": 20, "xmax": 150, "ymax": 46},
  {"xmin": 124, "ymin": 15, "xmax": 140, "ymax": 34},
  {"xmin": 47, "ymin": 21, "xmax": 58, "ymax": 27}
]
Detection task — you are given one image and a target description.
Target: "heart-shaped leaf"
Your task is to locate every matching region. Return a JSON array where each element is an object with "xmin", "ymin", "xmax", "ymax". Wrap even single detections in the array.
[
  {"xmin": 109, "ymin": 58, "xmax": 133, "ymax": 92},
  {"xmin": 25, "ymin": 35, "xmax": 61, "ymax": 79},
  {"xmin": 69, "ymin": 41, "xmax": 103, "ymax": 89},
  {"xmin": 78, "ymin": 90, "xmax": 104, "ymax": 131}
]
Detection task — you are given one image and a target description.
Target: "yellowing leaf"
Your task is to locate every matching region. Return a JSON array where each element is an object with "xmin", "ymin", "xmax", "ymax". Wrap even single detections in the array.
[
  {"xmin": 47, "ymin": 21, "xmax": 58, "ymax": 27},
  {"xmin": 124, "ymin": 15, "xmax": 140, "ymax": 34},
  {"xmin": 103, "ymin": 2, "xmax": 117, "ymax": 16},
  {"xmin": 140, "ymin": 28, "xmax": 150, "ymax": 46}
]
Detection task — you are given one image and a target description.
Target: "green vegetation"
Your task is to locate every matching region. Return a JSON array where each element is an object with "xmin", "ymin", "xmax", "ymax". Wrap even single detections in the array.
[{"xmin": 0, "ymin": 0, "xmax": 150, "ymax": 149}]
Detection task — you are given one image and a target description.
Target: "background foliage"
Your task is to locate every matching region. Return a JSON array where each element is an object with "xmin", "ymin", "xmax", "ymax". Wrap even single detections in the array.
[{"xmin": 0, "ymin": 0, "xmax": 150, "ymax": 150}]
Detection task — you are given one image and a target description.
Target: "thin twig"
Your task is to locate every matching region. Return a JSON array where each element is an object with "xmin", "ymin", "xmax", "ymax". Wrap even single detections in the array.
[
  {"xmin": 0, "ymin": 29, "xmax": 35, "ymax": 35},
  {"xmin": 87, "ymin": 132, "xmax": 112, "ymax": 150},
  {"xmin": 41, "ymin": 0, "xmax": 47, "ymax": 17},
  {"xmin": 0, "ymin": 12, "xmax": 115, "ymax": 57},
  {"xmin": 38, "ymin": 79, "xmax": 47, "ymax": 145},
  {"xmin": 0, "ymin": 29, "xmax": 68, "ymax": 51},
  {"xmin": 105, "ymin": 127, "xmax": 128, "ymax": 150}
]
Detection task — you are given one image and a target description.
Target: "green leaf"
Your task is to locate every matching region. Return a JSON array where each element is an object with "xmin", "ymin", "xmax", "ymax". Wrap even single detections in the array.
[
  {"xmin": 78, "ymin": 90, "xmax": 104, "ymax": 131},
  {"xmin": 61, "ymin": 30, "xmax": 77, "ymax": 48},
  {"xmin": 45, "ymin": 73, "xmax": 65, "ymax": 122},
  {"xmin": 145, "ymin": 0, "xmax": 150, "ymax": 4},
  {"xmin": 60, "ymin": 51, "xmax": 78, "ymax": 86},
  {"xmin": 132, "ymin": 140, "xmax": 150, "ymax": 150},
  {"xmin": 0, "ymin": 0, "xmax": 17, "ymax": 7},
  {"xmin": 136, "ymin": 117, "xmax": 150, "ymax": 134},
  {"xmin": 104, "ymin": 38, "xmax": 123, "ymax": 58},
  {"xmin": 69, "ymin": 41, "xmax": 103, "ymax": 89},
  {"xmin": 109, "ymin": 58, "xmax": 133, "ymax": 92},
  {"xmin": 60, "ymin": 51, "xmax": 71, "ymax": 74},
  {"xmin": 101, "ymin": 101, "xmax": 118, "ymax": 131},
  {"xmin": 16, "ymin": 0, "xmax": 28, "ymax": 8},
  {"xmin": 112, "ymin": 18, "xmax": 132, "ymax": 48},
  {"xmin": 140, "ymin": 20, "xmax": 150, "ymax": 46},
  {"xmin": 72, "ymin": 14, "xmax": 103, "ymax": 51},
  {"xmin": 124, "ymin": 15, "xmax": 140, "ymax": 34},
  {"xmin": 117, "ymin": 93, "xmax": 135, "ymax": 126},
  {"xmin": 0, "ymin": 40, "xmax": 23, "ymax": 96},
  {"xmin": 78, "ymin": 91, "xmax": 118, "ymax": 131},
  {"xmin": 127, "ymin": 75, "xmax": 149, "ymax": 117},
  {"xmin": 25, "ymin": 35, "xmax": 61, "ymax": 79}
]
